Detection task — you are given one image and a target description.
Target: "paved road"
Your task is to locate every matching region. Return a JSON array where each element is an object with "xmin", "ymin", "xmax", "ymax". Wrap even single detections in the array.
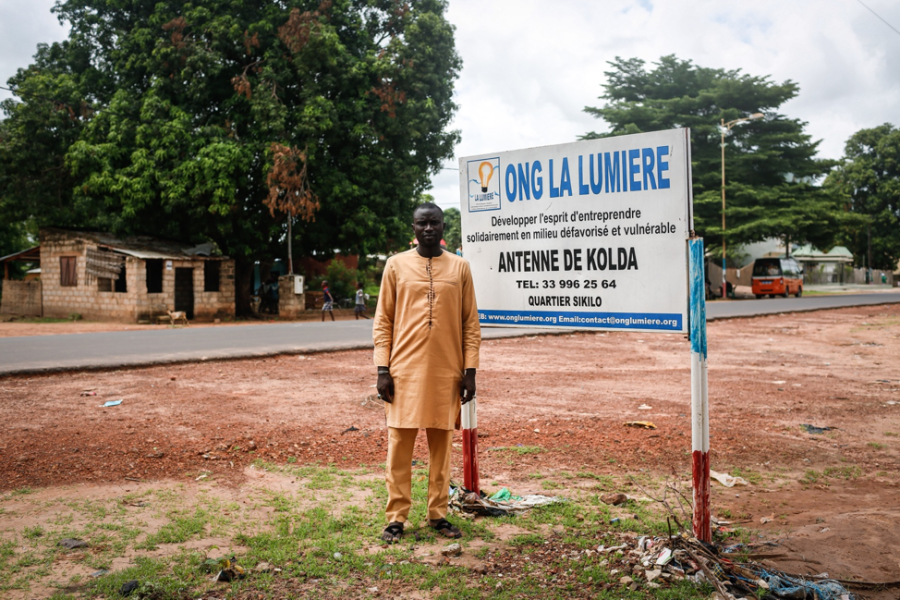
[{"xmin": 2, "ymin": 292, "xmax": 898, "ymax": 375}]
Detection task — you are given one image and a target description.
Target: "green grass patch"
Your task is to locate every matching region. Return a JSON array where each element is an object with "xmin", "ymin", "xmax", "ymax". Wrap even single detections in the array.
[
  {"xmin": 137, "ymin": 509, "xmax": 210, "ymax": 550},
  {"xmin": 801, "ymin": 469, "xmax": 821, "ymax": 484},
  {"xmin": 490, "ymin": 445, "xmax": 545, "ymax": 455},
  {"xmin": 0, "ymin": 464, "xmax": 719, "ymax": 599},
  {"xmin": 730, "ymin": 468, "xmax": 763, "ymax": 485},
  {"xmin": 824, "ymin": 465, "xmax": 861, "ymax": 479}
]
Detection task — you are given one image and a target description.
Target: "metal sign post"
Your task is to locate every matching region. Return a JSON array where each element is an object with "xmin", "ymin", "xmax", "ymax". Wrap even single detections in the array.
[
  {"xmin": 461, "ymin": 400, "xmax": 480, "ymax": 494},
  {"xmin": 689, "ymin": 237, "xmax": 710, "ymax": 541}
]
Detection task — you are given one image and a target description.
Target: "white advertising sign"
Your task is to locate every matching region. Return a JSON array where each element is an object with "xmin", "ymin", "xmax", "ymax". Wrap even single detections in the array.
[{"xmin": 459, "ymin": 128, "xmax": 692, "ymax": 333}]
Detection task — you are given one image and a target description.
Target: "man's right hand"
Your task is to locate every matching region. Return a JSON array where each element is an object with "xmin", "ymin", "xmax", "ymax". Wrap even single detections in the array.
[{"xmin": 377, "ymin": 372, "xmax": 394, "ymax": 403}]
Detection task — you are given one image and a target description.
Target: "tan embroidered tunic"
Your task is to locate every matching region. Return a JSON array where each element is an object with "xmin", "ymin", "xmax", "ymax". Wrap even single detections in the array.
[{"xmin": 373, "ymin": 249, "xmax": 482, "ymax": 429}]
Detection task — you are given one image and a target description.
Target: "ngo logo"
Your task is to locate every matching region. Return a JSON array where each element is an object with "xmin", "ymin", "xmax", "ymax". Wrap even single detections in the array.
[{"xmin": 467, "ymin": 157, "xmax": 501, "ymax": 212}]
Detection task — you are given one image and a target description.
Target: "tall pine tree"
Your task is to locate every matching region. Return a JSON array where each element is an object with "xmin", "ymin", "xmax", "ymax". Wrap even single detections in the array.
[{"xmin": 582, "ymin": 55, "xmax": 855, "ymax": 261}]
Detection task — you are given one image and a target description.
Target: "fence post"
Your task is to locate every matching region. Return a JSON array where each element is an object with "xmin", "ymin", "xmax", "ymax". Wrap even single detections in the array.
[
  {"xmin": 461, "ymin": 400, "xmax": 479, "ymax": 495},
  {"xmin": 689, "ymin": 237, "xmax": 711, "ymax": 542}
]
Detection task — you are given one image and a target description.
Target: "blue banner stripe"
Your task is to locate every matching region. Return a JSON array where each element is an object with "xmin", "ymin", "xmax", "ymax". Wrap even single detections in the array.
[
  {"xmin": 688, "ymin": 238, "xmax": 708, "ymax": 358},
  {"xmin": 479, "ymin": 309, "xmax": 682, "ymax": 331}
]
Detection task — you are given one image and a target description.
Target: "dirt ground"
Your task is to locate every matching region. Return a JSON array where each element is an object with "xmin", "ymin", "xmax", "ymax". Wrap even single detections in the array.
[{"xmin": 1, "ymin": 304, "xmax": 899, "ymax": 593}]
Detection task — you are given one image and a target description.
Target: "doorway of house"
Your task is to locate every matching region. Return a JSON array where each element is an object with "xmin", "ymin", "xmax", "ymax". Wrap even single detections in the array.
[{"xmin": 174, "ymin": 268, "xmax": 195, "ymax": 320}]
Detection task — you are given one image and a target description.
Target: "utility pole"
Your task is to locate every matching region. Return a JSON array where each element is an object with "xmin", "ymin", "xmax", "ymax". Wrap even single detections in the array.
[
  {"xmin": 719, "ymin": 113, "xmax": 764, "ymax": 299},
  {"xmin": 867, "ymin": 223, "xmax": 873, "ymax": 284}
]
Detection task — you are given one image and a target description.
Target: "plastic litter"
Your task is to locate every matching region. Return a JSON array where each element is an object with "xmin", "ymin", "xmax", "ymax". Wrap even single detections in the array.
[
  {"xmin": 488, "ymin": 487, "xmax": 521, "ymax": 502},
  {"xmin": 211, "ymin": 557, "xmax": 246, "ymax": 582},
  {"xmin": 101, "ymin": 399, "xmax": 123, "ymax": 407},
  {"xmin": 655, "ymin": 548, "xmax": 673, "ymax": 565},
  {"xmin": 120, "ymin": 580, "xmax": 139, "ymax": 596},
  {"xmin": 763, "ymin": 572, "xmax": 852, "ymax": 600},
  {"xmin": 710, "ymin": 470, "xmax": 749, "ymax": 487},
  {"xmin": 624, "ymin": 421, "xmax": 657, "ymax": 429},
  {"xmin": 450, "ymin": 483, "xmax": 563, "ymax": 516},
  {"xmin": 800, "ymin": 424, "xmax": 835, "ymax": 434}
]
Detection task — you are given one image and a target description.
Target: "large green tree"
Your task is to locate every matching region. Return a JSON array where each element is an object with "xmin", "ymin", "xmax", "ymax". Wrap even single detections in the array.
[
  {"xmin": 825, "ymin": 123, "xmax": 900, "ymax": 272},
  {"xmin": 442, "ymin": 206, "xmax": 460, "ymax": 252},
  {"xmin": 0, "ymin": 0, "xmax": 461, "ymax": 311},
  {"xmin": 582, "ymin": 55, "xmax": 853, "ymax": 260}
]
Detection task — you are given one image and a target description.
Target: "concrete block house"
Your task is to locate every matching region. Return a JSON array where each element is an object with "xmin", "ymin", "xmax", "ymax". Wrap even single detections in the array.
[{"xmin": 1, "ymin": 228, "xmax": 235, "ymax": 322}]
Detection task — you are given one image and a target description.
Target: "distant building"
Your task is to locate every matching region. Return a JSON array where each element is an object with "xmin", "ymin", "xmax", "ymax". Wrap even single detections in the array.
[
  {"xmin": 791, "ymin": 245, "xmax": 854, "ymax": 284},
  {"xmin": 0, "ymin": 228, "xmax": 235, "ymax": 322}
]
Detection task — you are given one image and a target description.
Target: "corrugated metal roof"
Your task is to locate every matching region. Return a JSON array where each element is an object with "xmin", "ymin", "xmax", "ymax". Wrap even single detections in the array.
[
  {"xmin": 0, "ymin": 246, "xmax": 40, "ymax": 263},
  {"xmin": 793, "ymin": 245, "xmax": 853, "ymax": 262},
  {"xmin": 41, "ymin": 228, "xmax": 227, "ymax": 260}
]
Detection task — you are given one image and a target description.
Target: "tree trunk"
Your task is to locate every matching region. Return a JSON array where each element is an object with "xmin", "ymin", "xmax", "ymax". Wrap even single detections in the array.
[{"xmin": 287, "ymin": 218, "xmax": 293, "ymax": 275}]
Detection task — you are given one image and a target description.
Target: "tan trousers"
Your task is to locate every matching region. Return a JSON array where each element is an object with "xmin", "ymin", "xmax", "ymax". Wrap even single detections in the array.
[{"xmin": 385, "ymin": 427, "xmax": 453, "ymax": 524}]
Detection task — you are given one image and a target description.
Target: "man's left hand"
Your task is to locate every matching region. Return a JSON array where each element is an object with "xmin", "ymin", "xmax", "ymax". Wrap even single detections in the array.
[{"xmin": 460, "ymin": 369, "xmax": 476, "ymax": 404}]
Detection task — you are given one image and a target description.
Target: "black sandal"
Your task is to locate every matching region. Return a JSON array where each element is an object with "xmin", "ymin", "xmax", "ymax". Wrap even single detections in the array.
[
  {"xmin": 381, "ymin": 521, "xmax": 403, "ymax": 544},
  {"xmin": 429, "ymin": 518, "xmax": 462, "ymax": 539}
]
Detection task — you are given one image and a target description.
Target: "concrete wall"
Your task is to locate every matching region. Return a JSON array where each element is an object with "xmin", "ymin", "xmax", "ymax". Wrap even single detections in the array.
[
  {"xmin": 278, "ymin": 274, "xmax": 306, "ymax": 318},
  {"xmin": 40, "ymin": 230, "xmax": 235, "ymax": 322},
  {"xmin": 0, "ymin": 280, "xmax": 42, "ymax": 317},
  {"xmin": 131, "ymin": 259, "xmax": 235, "ymax": 322}
]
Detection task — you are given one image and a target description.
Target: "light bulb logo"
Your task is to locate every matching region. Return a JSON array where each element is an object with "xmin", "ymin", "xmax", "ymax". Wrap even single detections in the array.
[
  {"xmin": 467, "ymin": 156, "xmax": 500, "ymax": 212},
  {"xmin": 478, "ymin": 161, "xmax": 494, "ymax": 193}
]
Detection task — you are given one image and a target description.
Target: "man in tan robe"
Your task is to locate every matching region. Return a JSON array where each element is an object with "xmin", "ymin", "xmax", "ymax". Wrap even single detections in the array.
[{"xmin": 373, "ymin": 202, "xmax": 481, "ymax": 543}]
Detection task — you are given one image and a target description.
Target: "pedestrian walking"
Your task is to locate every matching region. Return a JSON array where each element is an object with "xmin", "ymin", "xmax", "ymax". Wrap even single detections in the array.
[
  {"xmin": 321, "ymin": 280, "xmax": 335, "ymax": 322},
  {"xmin": 354, "ymin": 282, "xmax": 369, "ymax": 320},
  {"xmin": 373, "ymin": 202, "xmax": 481, "ymax": 543}
]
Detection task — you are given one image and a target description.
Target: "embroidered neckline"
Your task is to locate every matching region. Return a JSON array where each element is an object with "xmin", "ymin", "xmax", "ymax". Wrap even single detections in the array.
[{"xmin": 425, "ymin": 257, "xmax": 434, "ymax": 329}]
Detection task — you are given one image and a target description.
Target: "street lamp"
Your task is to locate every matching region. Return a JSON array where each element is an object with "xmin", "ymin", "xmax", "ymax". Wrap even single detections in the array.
[{"xmin": 719, "ymin": 112, "xmax": 764, "ymax": 299}]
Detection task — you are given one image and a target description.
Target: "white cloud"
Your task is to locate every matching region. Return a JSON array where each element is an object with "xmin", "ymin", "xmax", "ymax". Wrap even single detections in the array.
[
  {"xmin": 0, "ymin": 0, "xmax": 67, "ymax": 100},
  {"xmin": 429, "ymin": 0, "xmax": 900, "ymax": 209},
  {"xmin": 2, "ymin": 0, "xmax": 898, "ymax": 213}
]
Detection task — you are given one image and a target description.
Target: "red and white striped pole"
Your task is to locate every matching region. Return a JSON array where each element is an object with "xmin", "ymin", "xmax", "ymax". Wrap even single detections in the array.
[
  {"xmin": 689, "ymin": 237, "xmax": 711, "ymax": 542},
  {"xmin": 461, "ymin": 399, "xmax": 480, "ymax": 495}
]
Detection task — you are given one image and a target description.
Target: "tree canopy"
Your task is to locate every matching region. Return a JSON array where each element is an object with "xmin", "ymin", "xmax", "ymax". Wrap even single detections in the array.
[
  {"xmin": 442, "ymin": 206, "xmax": 460, "ymax": 252},
  {"xmin": 0, "ymin": 0, "xmax": 461, "ymax": 308},
  {"xmin": 826, "ymin": 123, "xmax": 900, "ymax": 271},
  {"xmin": 582, "ymin": 55, "xmax": 854, "ymax": 260}
]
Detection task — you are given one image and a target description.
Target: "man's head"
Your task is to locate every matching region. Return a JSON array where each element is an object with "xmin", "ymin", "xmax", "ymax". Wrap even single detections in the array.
[
  {"xmin": 412, "ymin": 202, "xmax": 444, "ymax": 250},
  {"xmin": 321, "ymin": 280, "xmax": 328, "ymax": 288}
]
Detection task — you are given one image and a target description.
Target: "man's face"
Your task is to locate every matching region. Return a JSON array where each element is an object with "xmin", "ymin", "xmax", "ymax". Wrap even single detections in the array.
[{"xmin": 412, "ymin": 208, "xmax": 444, "ymax": 249}]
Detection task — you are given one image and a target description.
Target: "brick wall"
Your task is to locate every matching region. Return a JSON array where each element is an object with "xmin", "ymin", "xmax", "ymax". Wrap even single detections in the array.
[
  {"xmin": 0, "ymin": 280, "xmax": 42, "ymax": 316},
  {"xmin": 40, "ymin": 230, "xmax": 235, "ymax": 322}
]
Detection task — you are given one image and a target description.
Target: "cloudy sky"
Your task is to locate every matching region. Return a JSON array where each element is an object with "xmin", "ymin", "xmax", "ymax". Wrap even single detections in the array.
[{"xmin": 2, "ymin": 0, "xmax": 899, "ymax": 211}]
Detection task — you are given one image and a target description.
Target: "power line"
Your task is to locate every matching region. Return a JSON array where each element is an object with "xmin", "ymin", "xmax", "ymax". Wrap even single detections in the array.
[{"xmin": 855, "ymin": 0, "xmax": 900, "ymax": 38}]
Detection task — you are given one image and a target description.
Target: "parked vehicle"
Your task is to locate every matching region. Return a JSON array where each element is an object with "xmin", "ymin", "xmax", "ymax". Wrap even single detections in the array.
[{"xmin": 751, "ymin": 258, "xmax": 804, "ymax": 298}]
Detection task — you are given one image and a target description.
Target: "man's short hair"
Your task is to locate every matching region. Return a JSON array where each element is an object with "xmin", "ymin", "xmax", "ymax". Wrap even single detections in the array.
[{"xmin": 413, "ymin": 202, "xmax": 443, "ymax": 219}]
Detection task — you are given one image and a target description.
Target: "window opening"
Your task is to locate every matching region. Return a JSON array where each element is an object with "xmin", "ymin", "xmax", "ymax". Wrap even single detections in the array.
[
  {"xmin": 146, "ymin": 259, "xmax": 163, "ymax": 293},
  {"xmin": 60, "ymin": 256, "xmax": 77, "ymax": 286},
  {"xmin": 204, "ymin": 261, "xmax": 220, "ymax": 292},
  {"xmin": 114, "ymin": 263, "xmax": 127, "ymax": 293}
]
